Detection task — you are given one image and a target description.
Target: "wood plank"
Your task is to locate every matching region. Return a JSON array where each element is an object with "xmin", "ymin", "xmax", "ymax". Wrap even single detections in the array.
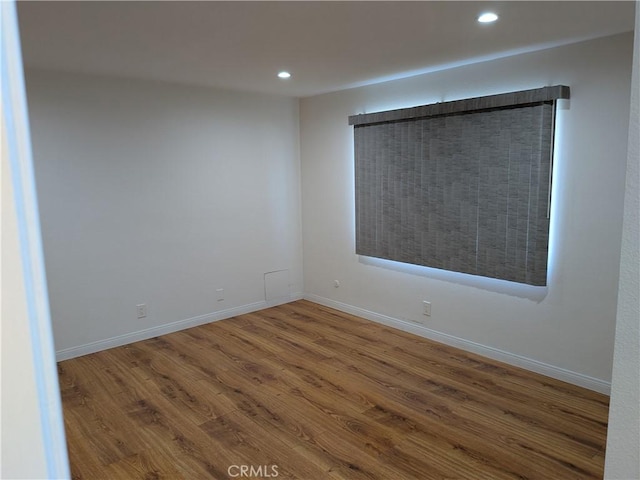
[{"xmin": 59, "ymin": 300, "xmax": 609, "ymax": 479}]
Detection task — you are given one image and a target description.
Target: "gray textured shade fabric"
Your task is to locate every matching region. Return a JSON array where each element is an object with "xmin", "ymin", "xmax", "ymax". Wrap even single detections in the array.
[{"xmin": 353, "ymin": 90, "xmax": 567, "ymax": 286}]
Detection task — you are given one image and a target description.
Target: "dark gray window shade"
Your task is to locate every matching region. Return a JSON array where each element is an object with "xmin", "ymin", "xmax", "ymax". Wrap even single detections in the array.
[{"xmin": 349, "ymin": 86, "xmax": 569, "ymax": 286}]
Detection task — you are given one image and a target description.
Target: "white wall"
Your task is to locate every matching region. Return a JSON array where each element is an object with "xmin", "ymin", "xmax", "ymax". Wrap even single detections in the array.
[
  {"xmin": 1, "ymin": 107, "xmax": 50, "ymax": 480},
  {"xmin": 25, "ymin": 70, "xmax": 303, "ymax": 357},
  {"xmin": 1, "ymin": 3, "xmax": 69, "ymax": 476},
  {"xmin": 300, "ymin": 33, "xmax": 633, "ymax": 392},
  {"xmin": 605, "ymin": 3, "xmax": 640, "ymax": 478}
]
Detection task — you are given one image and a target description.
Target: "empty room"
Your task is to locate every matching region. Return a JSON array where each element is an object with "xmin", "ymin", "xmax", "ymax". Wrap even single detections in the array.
[{"xmin": 2, "ymin": 1, "xmax": 639, "ymax": 479}]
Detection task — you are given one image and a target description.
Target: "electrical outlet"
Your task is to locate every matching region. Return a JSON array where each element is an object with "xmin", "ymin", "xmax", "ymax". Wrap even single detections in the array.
[
  {"xmin": 216, "ymin": 288, "xmax": 224, "ymax": 302},
  {"xmin": 136, "ymin": 304, "xmax": 147, "ymax": 319},
  {"xmin": 334, "ymin": 280, "xmax": 340, "ymax": 288},
  {"xmin": 423, "ymin": 301, "xmax": 431, "ymax": 316}
]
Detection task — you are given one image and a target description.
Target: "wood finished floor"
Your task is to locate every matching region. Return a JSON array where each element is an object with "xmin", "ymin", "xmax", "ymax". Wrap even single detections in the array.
[{"xmin": 58, "ymin": 300, "xmax": 609, "ymax": 480}]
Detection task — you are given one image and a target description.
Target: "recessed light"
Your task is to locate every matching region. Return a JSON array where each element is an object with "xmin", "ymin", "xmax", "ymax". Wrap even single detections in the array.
[
  {"xmin": 478, "ymin": 12, "xmax": 499, "ymax": 23},
  {"xmin": 277, "ymin": 71, "xmax": 291, "ymax": 79}
]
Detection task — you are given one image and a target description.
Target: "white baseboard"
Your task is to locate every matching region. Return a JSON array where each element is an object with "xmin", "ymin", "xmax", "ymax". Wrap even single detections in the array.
[
  {"xmin": 56, "ymin": 292, "xmax": 610, "ymax": 395},
  {"xmin": 55, "ymin": 293, "xmax": 303, "ymax": 362},
  {"xmin": 304, "ymin": 294, "xmax": 611, "ymax": 395}
]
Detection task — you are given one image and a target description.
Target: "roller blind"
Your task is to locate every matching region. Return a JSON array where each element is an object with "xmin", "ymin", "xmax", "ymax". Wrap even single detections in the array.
[{"xmin": 349, "ymin": 86, "xmax": 569, "ymax": 286}]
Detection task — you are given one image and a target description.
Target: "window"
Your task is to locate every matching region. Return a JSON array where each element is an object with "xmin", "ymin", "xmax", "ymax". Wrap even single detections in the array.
[{"xmin": 349, "ymin": 86, "xmax": 569, "ymax": 286}]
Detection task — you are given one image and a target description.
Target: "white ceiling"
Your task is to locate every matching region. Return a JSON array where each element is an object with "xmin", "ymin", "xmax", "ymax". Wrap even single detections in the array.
[{"xmin": 17, "ymin": 1, "xmax": 635, "ymax": 98}]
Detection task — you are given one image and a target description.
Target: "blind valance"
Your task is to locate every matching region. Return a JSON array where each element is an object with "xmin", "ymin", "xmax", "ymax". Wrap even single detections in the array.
[{"xmin": 349, "ymin": 85, "xmax": 569, "ymax": 126}]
